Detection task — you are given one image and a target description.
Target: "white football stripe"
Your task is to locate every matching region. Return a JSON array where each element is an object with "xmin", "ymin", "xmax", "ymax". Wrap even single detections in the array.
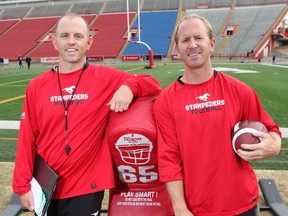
[{"xmin": 233, "ymin": 122, "xmax": 241, "ymax": 132}]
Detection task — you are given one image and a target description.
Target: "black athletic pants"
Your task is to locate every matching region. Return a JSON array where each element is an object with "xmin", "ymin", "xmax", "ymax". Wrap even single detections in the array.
[{"xmin": 46, "ymin": 191, "xmax": 104, "ymax": 216}]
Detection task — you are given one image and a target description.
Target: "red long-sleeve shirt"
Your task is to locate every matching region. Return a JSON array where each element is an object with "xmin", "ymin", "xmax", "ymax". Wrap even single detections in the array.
[
  {"xmin": 153, "ymin": 71, "xmax": 281, "ymax": 215},
  {"xmin": 13, "ymin": 63, "xmax": 161, "ymax": 199}
]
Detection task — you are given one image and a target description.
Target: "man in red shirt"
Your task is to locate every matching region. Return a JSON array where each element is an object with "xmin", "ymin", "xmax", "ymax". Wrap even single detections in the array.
[
  {"xmin": 153, "ymin": 14, "xmax": 282, "ymax": 216},
  {"xmin": 13, "ymin": 14, "xmax": 161, "ymax": 216}
]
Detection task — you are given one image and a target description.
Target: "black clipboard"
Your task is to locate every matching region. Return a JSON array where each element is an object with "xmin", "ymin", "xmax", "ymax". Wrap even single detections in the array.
[{"xmin": 33, "ymin": 154, "xmax": 59, "ymax": 216}]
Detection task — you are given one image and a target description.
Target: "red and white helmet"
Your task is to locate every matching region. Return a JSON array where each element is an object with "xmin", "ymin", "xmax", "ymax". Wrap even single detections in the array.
[{"xmin": 115, "ymin": 133, "xmax": 153, "ymax": 165}]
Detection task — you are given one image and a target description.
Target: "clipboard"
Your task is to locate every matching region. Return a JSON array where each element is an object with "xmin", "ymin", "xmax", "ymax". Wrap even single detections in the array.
[{"xmin": 32, "ymin": 154, "xmax": 59, "ymax": 216}]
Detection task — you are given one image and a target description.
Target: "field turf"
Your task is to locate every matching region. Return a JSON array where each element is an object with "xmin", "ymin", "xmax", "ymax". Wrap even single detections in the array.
[{"xmin": 0, "ymin": 61, "xmax": 287, "ymax": 169}]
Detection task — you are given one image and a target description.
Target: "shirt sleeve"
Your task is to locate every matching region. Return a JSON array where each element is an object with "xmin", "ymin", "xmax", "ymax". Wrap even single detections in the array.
[
  {"xmin": 12, "ymin": 83, "xmax": 38, "ymax": 196},
  {"xmin": 236, "ymin": 81, "xmax": 282, "ymax": 138},
  {"xmin": 153, "ymin": 92, "xmax": 184, "ymax": 182},
  {"xmin": 122, "ymin": 74, "xmax": 162, "ymax": 97}
]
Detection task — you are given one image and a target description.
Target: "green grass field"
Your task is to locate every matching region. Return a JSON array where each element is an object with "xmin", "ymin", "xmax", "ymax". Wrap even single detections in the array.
[{"xmin": 0, "ymin": 61, "xmax": 287, "ymax": 169}]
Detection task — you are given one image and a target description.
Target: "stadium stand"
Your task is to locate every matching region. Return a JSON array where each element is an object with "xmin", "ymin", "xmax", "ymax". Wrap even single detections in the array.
[
  {"xmin": 0, "ymin": 19, "xmax": 19, "ymax": 35},
  {"xmin": 87, "ymin": 13, "xmax": 135, "ymax": 58},
  {"xmin": 183, "ymin": 0, "xmax": 234, "ymax": 9},
  {"xmin": 103, "ymin": 0, "xmax": 138, "ymax": 13},
  {"xmin": 141, "ymin": 0, "xmax": 180, "ymax": 11},
  {"xmin": 0, "ymin": 0, "xmax": 286, "ymax": 62},
  {"xmin": 69, "ymin": 1, "xmax": 104, "ymax": 14},
  {"xmin": 26, "ymin": 4, "xmax": 71, "ymax": 18},
  {"xmin": 221, "ymin": 4, "xmax": 287, "ymax": 56},
  {"xmin": 0, "ymin": 17, "xmax": 59, "ymax": 59},
  {"xmin": 236, "ymin": 0, "xmax": 288, "ymax": 7},
  {"xmin": 123, "ymin": 11, "xmax": 177, "ymax": 57},
  {"xmin": 182, "ymin": 0, "xmax": 287, "ymax": 9},
  {"xmin": 210, "ymin": 0, "xmax": 234, "ymax": 8},
  {"xmin": 182, "ymin": 0, "xmax": 198, "ymax": 9},
  {"xmin": 0, "ymin": 7, "xmax": 31, "ymax": 20}
]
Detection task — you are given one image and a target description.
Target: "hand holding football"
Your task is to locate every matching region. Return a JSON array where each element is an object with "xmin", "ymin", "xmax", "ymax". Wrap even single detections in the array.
[{"xmin": 232, "ymin": 120, "xmax": 268, "ymax": 153}]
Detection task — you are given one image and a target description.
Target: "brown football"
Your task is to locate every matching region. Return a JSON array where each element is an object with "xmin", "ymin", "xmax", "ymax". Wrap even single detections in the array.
[{"xmin": 232, "ymin": 120, "xmax": 268, "ymax": 153}]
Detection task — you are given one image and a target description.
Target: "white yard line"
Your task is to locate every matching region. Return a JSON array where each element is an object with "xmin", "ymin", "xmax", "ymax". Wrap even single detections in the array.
[
  {"xmin": 0, "ymin": 79, "xmax": 31, "ymax": 85},
  {"xmin": 261, "ymin": 63, "xmax": 288, "ymax": 69},
  {"xmin": 0, "ymin": 120, "xmax": 287, "ymax": 138}
]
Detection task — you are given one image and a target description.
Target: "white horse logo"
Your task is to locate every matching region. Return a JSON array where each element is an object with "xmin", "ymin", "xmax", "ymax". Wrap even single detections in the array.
[
  {"xmin": 63, "ymin": 86, "xmax": 76, "ymax": 94},
  {"xmin": 196, "ymin": 93, "xmax": 210, "ymax": 102}
]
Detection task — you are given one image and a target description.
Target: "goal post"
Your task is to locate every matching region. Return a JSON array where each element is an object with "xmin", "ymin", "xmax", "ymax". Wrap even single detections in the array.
[{"xmin": 126, "ymin": 0, "xmax": 154, "ymax": 68}]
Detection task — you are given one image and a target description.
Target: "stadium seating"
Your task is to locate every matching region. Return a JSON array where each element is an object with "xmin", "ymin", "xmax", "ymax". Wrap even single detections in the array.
[
  {"xmin": 222, "ymin": 4, "xmax": 286, "ymax": 56},
  {"xmin": 27, "ymin": 4, "xmax": 71, "ymax": 18},
  {"xmin": 183, "ymin": 0, "xmax": 234, "ymax": 9},
  {"xmin": 123, "ymin": 11, "xmax": 177, "ymax": 57},
  {"xmin": 103, "ymin": 0, "xmax": 138, "ymax": 13},
  {"xmin": 0, "ymin": 7, "xmax": 30, "ymax": 20},
  {"xmin": 0, "ymin": 0, "xmax": 286, "ymax": 60},
  {"xmin": 0, "ymin": 19, "xmax": 19, "ymax": 35},
  {"xmin": 236, "ymin": 0, "xmax": 288, "ymax": 7},
  {"xmin": 87, "ymin": 13, "xmax": 135, "ymax": 58},
  {"xmin": 0, "ymin": 17, "xmax": 59, "ymax": 59},
  {"xmin": 142, "ymin": 0, "xmax": 180, "ymax": 11},
  {"xmin": 71, "ymin": 2, "xmax": 104, "ymax": 14}
]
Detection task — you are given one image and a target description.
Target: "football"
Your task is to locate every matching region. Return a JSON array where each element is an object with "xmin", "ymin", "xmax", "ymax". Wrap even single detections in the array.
[{"xmin": 232, "ymin": 120, "xmax": 268, "ymax": 153}]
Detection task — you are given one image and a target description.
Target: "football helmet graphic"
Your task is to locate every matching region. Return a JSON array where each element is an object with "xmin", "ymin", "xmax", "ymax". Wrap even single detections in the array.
[{"xmin": 115, "ymin": 133, "xmax": 153, "ymax": 165}]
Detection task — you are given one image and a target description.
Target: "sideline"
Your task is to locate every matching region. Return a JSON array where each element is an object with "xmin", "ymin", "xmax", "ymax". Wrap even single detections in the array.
[{"xmin": 0, "ymin": 120, "xmax": 287, "ymax": 138}]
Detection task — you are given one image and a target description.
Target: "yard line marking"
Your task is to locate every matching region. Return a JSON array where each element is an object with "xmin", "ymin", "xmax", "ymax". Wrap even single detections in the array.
[
  {"xmin": 0, "ymin": 95, "xmax": 25, "ymax": 104},
  {"xmin": 262, "ymin": 63, "xmax": 288, "ymax": 69},
  {"xmin": 0, "ymin": 79, "xmax": 31, "ymax": 85},
  {"xmin": 1, "ymin": 66, "xmax": 148, "ymax": 85},
  {"xmin": 0, "ymin": 73, "xmax": 30, "ymax": 78}
]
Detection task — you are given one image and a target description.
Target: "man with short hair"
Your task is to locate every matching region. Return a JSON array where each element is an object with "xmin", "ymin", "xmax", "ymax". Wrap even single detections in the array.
[
  {"xmin": 153, "ymin": 14, "xmax": 282, "ymax": 216},
  {"xmin": 13, "ymin": 13, "xmax": 161, "ymax": 216}
]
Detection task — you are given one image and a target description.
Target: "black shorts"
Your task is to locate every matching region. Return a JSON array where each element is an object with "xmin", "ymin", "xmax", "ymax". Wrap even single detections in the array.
[
  {"xmin": 47, "ymin": 191, "xmax": 104, "ymax": 216},
  {"xmin": 237, "ymin": 205, "xmax": 259, "ymax": 216}
]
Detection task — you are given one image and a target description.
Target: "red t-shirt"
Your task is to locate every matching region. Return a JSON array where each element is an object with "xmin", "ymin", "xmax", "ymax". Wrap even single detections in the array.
[
  {"xmin": 13, "ymin": 64, "xmax": 161, "ymax": 199},
  {"xmin": 153, "ymin": 71, "xmax": 281, "ymax": 215}
]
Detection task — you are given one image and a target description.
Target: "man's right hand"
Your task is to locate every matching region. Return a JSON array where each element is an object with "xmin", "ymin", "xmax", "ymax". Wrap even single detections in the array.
[{"xmin": 20, "ymin": 190, "xmax": 35, "ymax": 212}]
